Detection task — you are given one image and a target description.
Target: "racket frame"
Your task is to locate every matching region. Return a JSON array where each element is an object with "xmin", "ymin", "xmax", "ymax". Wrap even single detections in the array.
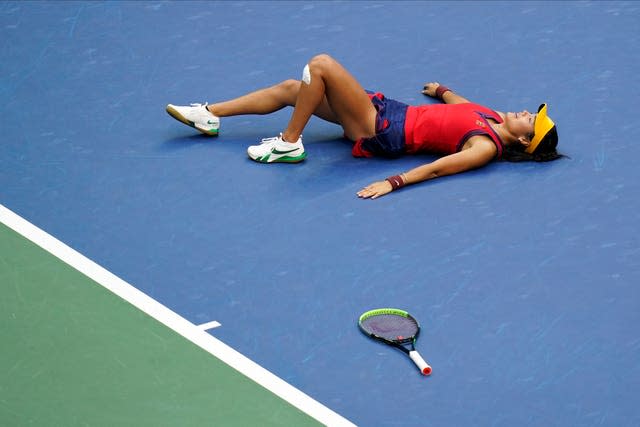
[{"xmin": 358, "ymin": 308, "xmax": 432, "ymax": 375}]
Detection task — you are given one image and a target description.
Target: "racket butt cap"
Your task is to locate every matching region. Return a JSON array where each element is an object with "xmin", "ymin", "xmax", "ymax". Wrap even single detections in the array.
[{"xmin": 409, "ymin": 350, "xmax": 431, "ymax": 376}]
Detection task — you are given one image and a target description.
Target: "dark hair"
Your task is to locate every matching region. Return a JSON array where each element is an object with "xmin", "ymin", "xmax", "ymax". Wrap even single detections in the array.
[{"xmin": 502, "ymin": 126, "xmax": 566, "ymax": 162}]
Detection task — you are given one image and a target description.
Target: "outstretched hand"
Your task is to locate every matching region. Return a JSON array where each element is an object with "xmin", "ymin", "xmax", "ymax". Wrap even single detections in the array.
[
  {"xmin": 422, "ymin": 82, "xmax": 441, "ymax": 97},
  {"xmin": 357, "ymin": 180, "xmax": 393, "ymax": 199}
]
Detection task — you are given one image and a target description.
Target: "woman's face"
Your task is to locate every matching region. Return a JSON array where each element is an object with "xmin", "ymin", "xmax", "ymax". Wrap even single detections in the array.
[{"xmin": 505, "ymin": 110, "xmax": 536, "ymax": 140}]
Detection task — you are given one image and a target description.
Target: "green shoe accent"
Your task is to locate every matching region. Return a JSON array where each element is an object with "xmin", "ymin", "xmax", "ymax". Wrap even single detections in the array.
[
  {"xmin": 272, "ymin": 147, "xmax": 300, "ymax": 155},
  {"xmin": 201, "ymin": 128, "xmax": 219, "ymax": 136},
  {"xmin": 250, "ymin": 151, "xmax": 306, "ymax": 164},
  {"xmin": 276, "ymin": 152, "xmax": 307, "ymax": 163}
]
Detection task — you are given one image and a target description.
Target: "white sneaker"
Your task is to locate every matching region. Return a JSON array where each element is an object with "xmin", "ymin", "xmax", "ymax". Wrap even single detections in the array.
[
  {"xmin": 247, "ymin": 133, "xmax": 307, "ymax": 163},
  {"xmin": 166, "ymin": 103, "xmax": 220, "ymax": 136}
]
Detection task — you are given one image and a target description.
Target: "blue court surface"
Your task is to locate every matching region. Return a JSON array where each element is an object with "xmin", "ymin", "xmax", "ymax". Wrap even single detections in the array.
[{"xmin": 2, "ymin": 1, "xmax": 640, "ymax": 426}]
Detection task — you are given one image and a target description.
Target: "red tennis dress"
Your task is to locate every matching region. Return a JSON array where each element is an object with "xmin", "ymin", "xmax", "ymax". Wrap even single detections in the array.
[{"xmin": 404, "ymin": 102, "xmax": 505, "ymax": 158}]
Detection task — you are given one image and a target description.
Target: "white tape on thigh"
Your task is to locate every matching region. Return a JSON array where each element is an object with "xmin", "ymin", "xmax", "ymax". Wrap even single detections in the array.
[{"xmin": 302, "ymin": 64, "xmax": 311, "ymax": 85}]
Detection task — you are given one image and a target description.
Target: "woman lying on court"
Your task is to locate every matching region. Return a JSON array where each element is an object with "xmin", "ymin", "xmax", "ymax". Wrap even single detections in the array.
[{"xmin": 166, "ymin": 53, "xmax": 562, "ymax": 199}]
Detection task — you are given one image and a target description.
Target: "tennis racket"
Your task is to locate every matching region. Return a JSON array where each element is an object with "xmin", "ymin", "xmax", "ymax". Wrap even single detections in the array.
[{"xmin": 358, "ymin": 308, "xmax": 432, "ymax": 375}]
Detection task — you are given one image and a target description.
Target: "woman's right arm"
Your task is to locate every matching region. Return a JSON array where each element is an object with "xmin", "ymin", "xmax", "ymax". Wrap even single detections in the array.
[
  {"xmin": 422, "ymin": 82, "xmax": 470, "ymax": 104},
  {"xmin": 356, "ymin": 136, "xmax": 497, "ymax": 199}
]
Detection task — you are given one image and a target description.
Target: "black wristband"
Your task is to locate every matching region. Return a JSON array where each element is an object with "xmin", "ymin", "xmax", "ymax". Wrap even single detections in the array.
[{"xmin": 385, "ymin": 175, "xmax": 405, "ymax": 191}]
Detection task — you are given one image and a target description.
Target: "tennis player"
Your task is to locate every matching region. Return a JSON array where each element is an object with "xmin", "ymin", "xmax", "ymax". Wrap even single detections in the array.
[{"xmin": 166, "ymin": 54, "xmax": 562, "ymax": 199}]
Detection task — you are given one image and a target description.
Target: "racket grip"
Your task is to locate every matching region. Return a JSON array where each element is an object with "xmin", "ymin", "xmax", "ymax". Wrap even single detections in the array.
[{"xmin": 409, "ymin": 350, "xmax": 432, "ymax": 376}]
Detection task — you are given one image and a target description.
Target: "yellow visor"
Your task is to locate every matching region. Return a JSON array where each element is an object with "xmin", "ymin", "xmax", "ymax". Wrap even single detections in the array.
[{"xmin": 526, "ymin": 104, "xmax": 555, "ymax": 154}]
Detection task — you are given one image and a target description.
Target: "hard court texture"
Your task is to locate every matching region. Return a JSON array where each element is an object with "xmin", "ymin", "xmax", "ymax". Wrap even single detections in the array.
[{"xmin": 1, "ymin": 1, "xmax": 640, "ymax": 426}]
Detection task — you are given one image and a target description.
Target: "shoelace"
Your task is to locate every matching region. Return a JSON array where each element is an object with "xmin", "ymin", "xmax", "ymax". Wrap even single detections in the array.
[
  {"xmin": 259, "ymin": 133, "xmax": 302, "ymax": 144},
  {"xmin": 260, "ymin": 133, "xmax": 283, "ymax": 144},
  {"xmin": 189, "ymin": 102, "xmax": 209, "ymax": 108}
]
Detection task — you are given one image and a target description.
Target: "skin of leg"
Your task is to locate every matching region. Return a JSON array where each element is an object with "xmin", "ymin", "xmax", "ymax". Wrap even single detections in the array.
[
  {"xmin": 206, "ymin": 80, "xmax": 338, "ymax": 123},
  {"xmin": 282, "ymin": 54, "xmax": 377, "ymax": 143}
]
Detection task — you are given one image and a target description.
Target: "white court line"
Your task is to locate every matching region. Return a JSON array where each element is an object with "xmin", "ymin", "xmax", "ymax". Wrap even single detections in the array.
[
  {"xmin": 0, "ymin": 204, "xmax": 356, "ymax": 427},
  {"xmin": 198, "ymin": 320, "xmax": 222, "ymax": 330}
]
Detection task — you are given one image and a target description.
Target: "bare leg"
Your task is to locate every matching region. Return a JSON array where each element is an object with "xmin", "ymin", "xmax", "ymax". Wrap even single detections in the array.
[
  {"xmin": 207, "ymin": 79, "xmax": 339, "ymax": 124},
  {"xmin": 282, "ymin": 54, "xmax": 377, "ymax": 143}
]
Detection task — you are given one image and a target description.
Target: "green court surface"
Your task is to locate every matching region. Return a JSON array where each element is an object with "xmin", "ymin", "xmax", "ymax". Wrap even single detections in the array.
[{"xmin": 0, "ymin": 222, "xmax": 323, "ymax": 427}]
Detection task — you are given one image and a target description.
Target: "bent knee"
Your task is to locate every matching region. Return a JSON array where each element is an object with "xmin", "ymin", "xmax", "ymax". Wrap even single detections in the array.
[
  {"xmin": 308, "ymin": 53, "xmax": 336, "ymax": 74},
  {"xmin": 276, "ymin": 79, "xmax": 301, "ymax": 103},
  {"xmin": 279, "ymin": 79, "xmax": 300, "ymax": 92}
]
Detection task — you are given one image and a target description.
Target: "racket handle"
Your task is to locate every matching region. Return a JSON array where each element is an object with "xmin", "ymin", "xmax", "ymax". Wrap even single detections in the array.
[{"xmin": 409, "ymin": 350, "xmax": 432, "ymax": 376}]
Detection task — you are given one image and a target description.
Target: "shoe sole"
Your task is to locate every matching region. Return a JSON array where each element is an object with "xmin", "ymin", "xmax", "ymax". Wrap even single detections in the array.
[
  {"xmin": 166, "ymin": 105, "xmax": 219, "ymax": 136},
  {"xmin": 249, "ymin": 152, "xmax": 307, "ymax": 163}
]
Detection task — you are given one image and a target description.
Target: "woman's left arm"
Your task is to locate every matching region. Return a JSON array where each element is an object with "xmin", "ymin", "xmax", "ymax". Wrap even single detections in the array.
[{"xmin": 357, "ymin": 136, "xmax": 497, "ymax": 199}]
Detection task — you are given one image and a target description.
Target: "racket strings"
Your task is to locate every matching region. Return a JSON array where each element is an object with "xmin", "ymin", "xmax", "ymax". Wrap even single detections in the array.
[{"xmin": 360, "ymin": 314, "xmax": 419, "ymax": 341}]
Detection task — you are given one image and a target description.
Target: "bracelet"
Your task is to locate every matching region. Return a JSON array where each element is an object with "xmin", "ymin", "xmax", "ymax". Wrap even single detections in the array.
[
  {"xmin": 435, "ymin": 85, "xmax": 451, "ymax": 100},
  {"xmin": 385, "ymin": 174, "xmax": 406, "ymax": 191}
]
